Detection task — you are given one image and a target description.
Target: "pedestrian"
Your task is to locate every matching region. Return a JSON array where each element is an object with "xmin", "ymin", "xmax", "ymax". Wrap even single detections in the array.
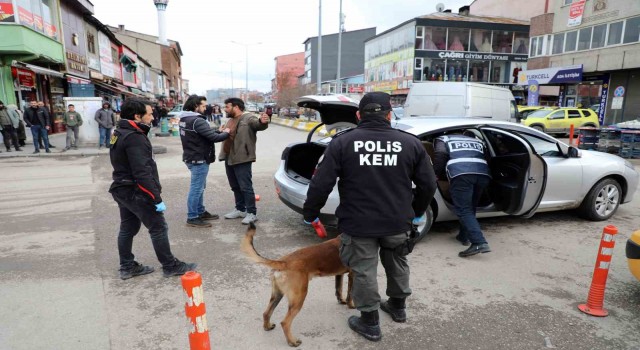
[
  {"xmin": 95, "ymin": 101, "xmax": 115, "ymax": 149},
  {"xmin": 0, "ymin": 100, "xmax": 22, "ymax": 152},
  {"xmin": 302, "ymin": 92, "xmax": 437, "ymax": 342},
  {"xmin": 204, "ymin": 103, "xmax": 213, "ymax": 123},
  {"xmin": 153, "ymin": 100, "xmax": 168, "ymax": 128},
  {"xmin": 219, "ymin": 97, "xmax": 269, "ymax": 225},
  {"xmin": 433, "ymin": 130, "xmax": 492, "ymax": 257},
  {"xmin": 8, "ymin": 104, "xmax": 27, "ymax": 147},
  {"xmin": 23, "ymin": 100, "xmax": 51, "ymax": 154},
  {"xmin": 109, "ymin": 98, "xmax": 197, "ymax": 280},
  {"xmin": 179, "ymin": 95, "xmax": 230, "ymax": 228},
  {"xmin": 61, "ymin": 104, "xmax": 83, "ymax": 151},
  {"xmin": 265, "ymin": 105, "xmax": 273, "ymax": 122},
  {"xmin": 212, "ymin": 105, "xmax": 223, "ymax": 127},
  {"xmin": 35, "ymin": 101, "xmax": 56, "ymax": 149}
]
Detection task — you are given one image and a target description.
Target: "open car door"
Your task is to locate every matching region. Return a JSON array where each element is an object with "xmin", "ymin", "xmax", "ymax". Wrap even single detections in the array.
[{"xmin": 479, "ymin": 127, "xmax": 547, "ymax": 218}]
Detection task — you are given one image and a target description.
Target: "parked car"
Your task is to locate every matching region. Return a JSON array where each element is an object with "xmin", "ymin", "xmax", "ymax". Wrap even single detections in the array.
[
  {"xmin": 274, "ymin": 95, "xmax": 639, "ymax": 240},
  {"xmin": 167, "ymin": 104, "xmax": 183, "ymax": 117},
  {"xmin": 521, "ymin": 107, "xmax": 599, "ymax": 135},
  {"xmin": 517, "ymin": 106, "xmax": 543, "ymax": 119},
  {"xmin": 392, "ymin": 106, "xmax": 404, "ymax": 119}
]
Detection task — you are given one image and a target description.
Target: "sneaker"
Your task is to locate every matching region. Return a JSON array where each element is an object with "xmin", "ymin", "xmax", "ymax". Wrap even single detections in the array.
[
  {"xmin": 241, "ymin": 213, "xmax": 258, "ymax": 225},
  {"xmin": 224, "ymin": 209, "xmax": 247, "ymax": 219},
  {"xmin": 119, "ymin": 262, "xmax": 154, "ymax": 280},
  {"xmin": 186, "ymin": 218, "xmax": 212, "ymax": 228},
  {"xmin": 163, "ymin": 260, "xmax": 197, "ymax": 277},
  {"xmin": 459, "ymin": 243, "xmax": 491, "ymax": 258},
  {"xmin": 199, "ymin": 211, "xmax": 219, "ymax": 221}
]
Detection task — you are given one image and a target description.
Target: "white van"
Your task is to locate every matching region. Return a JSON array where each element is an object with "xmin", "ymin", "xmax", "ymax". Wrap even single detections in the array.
[{"xmin": 404, "ymin": 82, "xmax": 519, "ymax": 122}]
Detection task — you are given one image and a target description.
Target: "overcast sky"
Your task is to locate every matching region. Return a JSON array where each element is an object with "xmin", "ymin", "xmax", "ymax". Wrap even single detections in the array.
[{"xmin": 91, "ymin": 0, "xmax": 472, "ymax": 94}]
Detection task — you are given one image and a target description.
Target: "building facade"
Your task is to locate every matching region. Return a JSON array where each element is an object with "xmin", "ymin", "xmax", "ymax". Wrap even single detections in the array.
[
  {"xmin": 272, "ymin": 52, "xmax": 304, "ymax": 98},
  {"xmin": 525, "ymin": 0, "xmax": 640, "ymax": 124},
  {"xmin": 302, "ymin": 27, "xmax": 376, "ymax": 91},
  {"xmin": 365, "ymin": 11, "xmax": 530, "ymax": 105}
]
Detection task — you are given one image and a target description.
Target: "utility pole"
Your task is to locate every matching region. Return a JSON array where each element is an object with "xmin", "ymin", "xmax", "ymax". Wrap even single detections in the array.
[
  {"xmin": 336, "ymin": 0, "xmax": 343, "ymax": 94},
  {"xmin": 317, "ymin": 0, "xmax": 322, "ymax": 94}
]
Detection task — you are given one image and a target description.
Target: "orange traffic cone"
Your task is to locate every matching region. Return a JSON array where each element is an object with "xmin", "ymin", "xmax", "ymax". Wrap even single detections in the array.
[{"xmin": 578, "ymin": 225, "xmax": 618, "ymax": 317}]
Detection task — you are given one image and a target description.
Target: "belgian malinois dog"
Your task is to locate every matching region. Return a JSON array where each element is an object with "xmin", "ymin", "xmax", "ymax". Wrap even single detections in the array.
[{"xmin": 241, "ymin": 223, "xmax": 355, "ymax": 347}]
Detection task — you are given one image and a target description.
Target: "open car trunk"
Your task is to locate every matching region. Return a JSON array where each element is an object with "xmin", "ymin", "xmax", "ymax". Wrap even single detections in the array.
[{"xmin": 285, "ymin": 142, "xmax": 327, "ymax": 184}]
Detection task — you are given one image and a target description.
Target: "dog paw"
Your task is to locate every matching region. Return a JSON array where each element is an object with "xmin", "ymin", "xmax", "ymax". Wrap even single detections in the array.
[
  {"xmin": 264, "ymin": 323, "xmax": 276, "ymax": 331},
  {"xmin": 338, "ymin": 299, "xmax": 347, "ymax": 304},
  {"xmin": 287, "ymin": 339, "xmax": 302, "ymax": 347},
  {"xmin": 347, "ymin": 301, "xmax": 356, "ymax": 309}
]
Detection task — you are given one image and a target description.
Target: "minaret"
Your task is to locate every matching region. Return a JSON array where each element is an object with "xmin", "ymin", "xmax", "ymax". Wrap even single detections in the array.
[{"xmin": 153, "ymin": 0, "xmax": 169, "ymax": 45}]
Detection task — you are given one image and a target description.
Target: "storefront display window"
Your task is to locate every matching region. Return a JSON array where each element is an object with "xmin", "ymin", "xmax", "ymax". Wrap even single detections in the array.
[
  {"xmin": 469, "ymin": 61, "xmax": 489, "ymax": 83},
  {"xmin": 607, "ymin": 21, "xmax": 623, "ymax": 46},
  {"xmin": 513, "ymin": 33, "xmax": 529, "ymax": 54},
  {"xmin": 424, "ymin": 59, "xmax": 445, "ymax": 81},
  {"xmin": 552, "ymin": 33, "xmax": 564, "ymax": 54},
  {"xmin": 577, "ymin": 83, "xmax": 602, "ymax": 109},
  {"xmin": 447, "ymin": 28, "xmax": 469, "ymax": 52},
  {"xmin": 470, "ymin": 29, "xmax": 492, "ymax": 52},
  {"xmin": 623, "ymin": 16, "xmax": 640, "ymax": 44},
  {"xmin": 577, "ymin": 27, "xmax": 592, "ymax": 51},
  {"xmin": 591, "ymin": 24, "xmax": 606, "ymax": 49},
  {"xmin": 565, "ymin": 31, "xmax": 577, "ymax": 52},
  {"xmin": 491, "ymin": 61, "xmax": 508, "ymax": 84},
  {"xmin": 424, "ymin": 26, "xmax": 446, "ymax": 50},
  {"xmin": 446, "ymin": 60, "xmax": 468, "ymax": 81},
  {"xmin": 492, "ymin": 31, "xmax": 513, "ymax": 53}
]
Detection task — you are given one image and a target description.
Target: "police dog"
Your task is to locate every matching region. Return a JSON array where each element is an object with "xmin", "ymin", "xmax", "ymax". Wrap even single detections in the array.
[{"xmin": 241, "ymin": 223, "xmax": 354, "ymax": 347}]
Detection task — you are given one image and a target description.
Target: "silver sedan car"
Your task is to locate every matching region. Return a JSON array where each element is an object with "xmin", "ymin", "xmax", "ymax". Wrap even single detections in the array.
[{"xmin": 274, "ymin": 95, "xmax": 639, "ymax": 239}]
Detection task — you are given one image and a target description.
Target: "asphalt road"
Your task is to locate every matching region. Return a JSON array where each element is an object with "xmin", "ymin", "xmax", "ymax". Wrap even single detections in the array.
[{"xmin": 0, "ymin": 124, "xmax": 639, "ymax": 350}]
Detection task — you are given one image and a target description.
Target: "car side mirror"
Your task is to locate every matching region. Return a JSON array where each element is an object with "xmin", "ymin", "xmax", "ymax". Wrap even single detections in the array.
[{"xmin": 568, "ymin": 146, "xmax": 581, "ymax": 158}]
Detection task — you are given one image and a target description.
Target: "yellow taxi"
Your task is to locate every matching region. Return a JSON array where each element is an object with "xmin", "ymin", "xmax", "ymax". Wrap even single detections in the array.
[
  {"xmin": 521, "ymin": 107, "xmax": 600, "ymax": 135},
  {"xmin": 517, "ymin": 106, "xmax": 543, "ymax": 120}
]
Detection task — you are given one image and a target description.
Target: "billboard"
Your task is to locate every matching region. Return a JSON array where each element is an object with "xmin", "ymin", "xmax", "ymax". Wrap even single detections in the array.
[
  {"xmin": 568, "ymin": 0, "xmax": 587, "ymax": 27},
  {"xmin": 97, "ymin": 32, "xmax": 115, "ymax": 78},
  {"xmin": 517, "ymin": 65, "xmax": 583, "ymax": 85}
]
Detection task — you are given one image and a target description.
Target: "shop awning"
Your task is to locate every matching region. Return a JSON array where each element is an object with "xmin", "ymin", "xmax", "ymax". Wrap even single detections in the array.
[
  {"xmin": 14, "ymin": 62, "xmax": 64, "ymax": 78},
  {"xmin": 93, "ymin": 81, "xmax": 135, "ymax": 96}
]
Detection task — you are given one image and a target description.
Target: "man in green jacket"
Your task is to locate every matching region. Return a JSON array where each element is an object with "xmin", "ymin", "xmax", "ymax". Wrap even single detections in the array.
[
  {"xmin": 62, "ymin": 104, "xmax": 83, "ymax": 151},
  {"xmin": 0, "ymin": 100, "xmax": 21, "ymax": 152},
  {"xmin": 219, "ymin": 97, "xmax": 269, "ymax": 224}
]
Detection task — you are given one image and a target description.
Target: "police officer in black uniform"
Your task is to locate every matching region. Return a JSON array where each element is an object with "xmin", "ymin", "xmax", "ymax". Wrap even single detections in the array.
[
  {"xmin": 109, "ymin": 99, "xmax": 197, "ymax": 280},
  {"xmin": 303, "ymin": 92, "xmax": 437, "ymax": 342},
  {"xmin": 433, "ymin": 131, "xmax": 492, "ymax": 257}
]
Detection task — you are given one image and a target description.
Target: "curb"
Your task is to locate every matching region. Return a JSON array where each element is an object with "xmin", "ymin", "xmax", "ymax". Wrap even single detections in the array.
[{"xmin": 270, "ymin": 117, "xmax": 331, "ymax": 136}]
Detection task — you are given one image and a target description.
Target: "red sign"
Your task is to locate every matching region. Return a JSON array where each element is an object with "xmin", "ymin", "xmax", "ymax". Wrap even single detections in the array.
[
  {"xmin": 17, "ymin": 6, "xmax": 32, "ymax": 27},
  {"xmin": 44, "ymin": 22, "xmax": 56, "ymax": 38},
  {"xmin": 13, "ymin": 68, "xmax": 36, "ymax": 89},
  {"xmin": 33, "ymin": 14, "xmax": 43, "ymax": 32},
  {"xmin": 568, "ymin": 0, "xmax": 586, "ymax": 27},
  {"xmin": 0, "ymin": 2, "xmax": 14, "ymax": 22},
  {"xmin": 349, "ymin": 86, "xmax": 364, "ymax": 93}
]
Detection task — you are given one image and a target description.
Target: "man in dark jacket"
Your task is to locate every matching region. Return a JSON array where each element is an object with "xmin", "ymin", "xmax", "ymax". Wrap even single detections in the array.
[
  {"xmin": 303, "ymin": 92, "xmax": 437, "ymax": 342},
  {"xmin": 95, "ymin": 102, "xmax": 115, "ymax": 149},
  {"xmin": 433, "ymin": 131, "xmax": 492, "ymax": 257},
  {"xmin": 179, "ymin": 95, "xmax": 230, "ymax": 228},
  {"xmin": 109, "ymin": 98, "xmax": 197, "ymax": 280},
  {"xmin": 0, "ymin": 100, "xmax": 21, "ymax": 152},
  {"xmin": 23, "ymin": 100, "xmax": 51, "ymax": 154}
]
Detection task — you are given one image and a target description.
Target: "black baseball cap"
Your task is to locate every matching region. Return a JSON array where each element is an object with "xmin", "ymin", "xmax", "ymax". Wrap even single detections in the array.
[{"xmin": 359, "ymin": 92, "xmax": 392, "ymax": 113}]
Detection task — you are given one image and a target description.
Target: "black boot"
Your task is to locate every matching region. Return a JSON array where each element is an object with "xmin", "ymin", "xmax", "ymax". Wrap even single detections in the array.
[
  {"xmin": 348, "ymin": 310, "xmax": 381, "ymax": 342},
  {"xmin": 459, "ymin": 243, "xmax": 491, "ymax": 257},
  {"xmin": 380, "ymin": 297, "xmax": 406, "ymax": 323}
]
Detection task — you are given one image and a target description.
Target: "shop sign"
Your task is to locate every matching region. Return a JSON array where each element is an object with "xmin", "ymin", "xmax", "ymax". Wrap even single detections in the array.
[
  {"xmin": 51, "ymin": 87, "xmax": 65, "ymax": 94},
  {"xmin": 33, "ymin": 14, "xmax": 43, "ymax": 32},
  {"xmin": 17, "ymin": 6, "xmax": 33, "ymax": 27},
  {"xmin": 517, "ymin": 65, "xmax": 583, "ymax": 85},
  {"xmin": 0, "ymin": 1, "xmax": 15, "ymax": 23},
  {"xmin": 598, "ymin": 79, "xmax": 609, "ymax": 124},
  {"xmin": 13, "ymin": 68, "xmax": 35, "ymax": 89},
  {"xmin": 88, "ymin": 57, "xmax": 100, "ymax": 71},
  {"xmin": 372, "ymin": 80, "xmax": 398, "ymax": 92},
  {"xmin": 568, "ymin": 0, "xmax": 587, "ymax": 27},
  {"xmin": 67, "ymin": 76, "xmax": 90, "ymax": 85},
  {"xmin": 527, "ymin": 81, "xmax": 540, "ymax": 106},
  {"xmin": 66, "ymin": 51, "xmax": 88, "ymax": 73},
  {"xmin": 349, "ymin": 86, "xmax": 364, "ymax": 93},
  {"xmin": 44, "ymin": 21, "xmax": 57, "ymax": 39},
  {"xmin": 421, "ymin": 50, "xmax": 527, "ymax": 62},
  {"xmin": 90, "ymin": 70, "xmax": 104, "ymax": 81},
  {"xmin": 97, "ymin": 32, "xmax": 115, "ymax": 78}
]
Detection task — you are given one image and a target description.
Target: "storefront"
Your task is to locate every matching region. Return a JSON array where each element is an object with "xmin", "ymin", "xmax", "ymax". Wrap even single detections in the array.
[{"xmin": 364, "ymin": 12, "xmax": 530, "ymax": 105}]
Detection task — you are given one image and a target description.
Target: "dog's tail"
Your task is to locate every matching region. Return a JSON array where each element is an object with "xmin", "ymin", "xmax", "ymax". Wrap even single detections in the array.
[{"xmin": 240, "ymin": 222, "xmax": 287, "ymax": 270}]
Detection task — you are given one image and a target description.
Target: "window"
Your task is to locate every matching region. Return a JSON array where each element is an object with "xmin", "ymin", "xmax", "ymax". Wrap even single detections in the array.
[
  {"xmin": 423, "ymin": 26, "xmax": 446, "ymax": 50},
  {"xmin": 415, "ymin": 26, "xmax": 424, "ymax": 49},
  {"xmin": 608, "ymin": 21, "xmax": 623, "ymax": 45},
  {"xmin": 513, "ymin": 33, "xmax": 529, "ymax": 54},
  {"xmin": 591, "ymin": 24, "xmax": 606, "ymax": 49},
  {"xmin": 623, "ymin": 16, "xmax": 640, "ymax": 44},
  {"xmin": 530, "ymin": 37, "xmax": 538, "ymax": 57},
  {"xmin": 519, "ymin": 133, "xmax": 562, "ymax": 157},
  {"xmin": 415, "ymin": 57, "xmax": 423, "ymax": 70},
  {"xmin": 568, "ymin": 110, "xmax": 581, "ymax": 118},
  {"xmin": 87, "ymin": 33, "xmax": 96, "ymax": 54},
  {"xmin": 565, "ymin": 31, "xmax": 578, "ymax": 52},
  {"xmin": 469, "ymin": 60, "xmax": 489, "ymax": 82},
  {"xmin": 552, "ymin": 33, "xmax": 564, "ymax": 54},
  {"xmin": 577, "ymin": 27, "xmax": 592, "ymax": 51},
  {"xmin": 549, "ymin": 110, "xmax": 566, "ymax": 120},
  {"xmin": 447, "ymin": 28, "xmax": 470, "ymax": 51},
  {"xmin": 563, "ymin": 0, "xmax": 573, "ymax": 5},
  {"xmin": 493, "ymin": 31, "xmax": 513, "ymax": 53},
  {"xmin": 111, "ymin": 47, "xmax": 118, "ymax": 63},
  {"xmin": 537, "ymin": 36, "xmax": 544, "ymax": 56},
  {"xmin": 470, "ymin": 29, "xmax": 492, "ymax": 52}
]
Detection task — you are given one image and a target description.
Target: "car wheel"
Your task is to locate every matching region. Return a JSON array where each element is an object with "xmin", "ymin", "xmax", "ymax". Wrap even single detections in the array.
[
  {"xmin": 532, "ymin": 125, "xmax": 544, "ymax": 132},
  {"xmin": 578, "ymin": 178, "xmax": 622, "ymax": 221},
  {"xmin": 414, "ymin": 204, "xmax": 434, "ymax": 243}
]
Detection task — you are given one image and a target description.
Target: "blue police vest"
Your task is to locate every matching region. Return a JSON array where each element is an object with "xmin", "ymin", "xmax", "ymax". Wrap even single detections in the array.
[{"xmin": 438, "ymin": 135, "xmax": 490, "ymax": 179}]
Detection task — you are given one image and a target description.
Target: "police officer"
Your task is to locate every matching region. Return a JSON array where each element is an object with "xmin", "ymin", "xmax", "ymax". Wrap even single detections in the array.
[
  {"xmin": 109, "ymin": 99, "xmax": 197, "ymax": 280},
  {"xmin": 433, "ymin": 131, "xmax": 492, "ymax": 257},
  {"xmin": 303, "ymin": 92, "xmax": 437, "ymax": 341}
]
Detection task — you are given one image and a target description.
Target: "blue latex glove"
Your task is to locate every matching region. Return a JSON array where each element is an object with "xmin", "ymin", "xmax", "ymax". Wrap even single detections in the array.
[
  {"xmin": 304, "ymin": 218, "xmax": 319, "ymax": 225},
  {"xmin": 155, "ymin": 202, "xmax": 167, "ymax": 212},
  {"xmin": 412, "ymin": 214, "xmax": 426, "ymax": 226}
]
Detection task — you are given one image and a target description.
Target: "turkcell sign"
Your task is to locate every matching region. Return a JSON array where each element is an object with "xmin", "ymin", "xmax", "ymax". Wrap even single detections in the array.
[{"xmin": 517, "ymin": 65, "xmax": 583, "ymax": 85}]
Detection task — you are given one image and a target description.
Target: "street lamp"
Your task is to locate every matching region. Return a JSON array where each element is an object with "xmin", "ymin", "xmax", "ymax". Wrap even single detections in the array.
[
  {"xmin": 230, "ymin": 40, "xmax": 262, "ymax": 101},
  {"xmin": 219, "ymin": 60, "xmax": 242, "ymax": 98}
]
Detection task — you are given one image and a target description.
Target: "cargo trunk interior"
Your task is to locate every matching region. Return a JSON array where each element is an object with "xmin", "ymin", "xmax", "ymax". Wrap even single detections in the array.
[{"xmin": 285, "ymin": 143, "xmax": 327, "ymax": 184}]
